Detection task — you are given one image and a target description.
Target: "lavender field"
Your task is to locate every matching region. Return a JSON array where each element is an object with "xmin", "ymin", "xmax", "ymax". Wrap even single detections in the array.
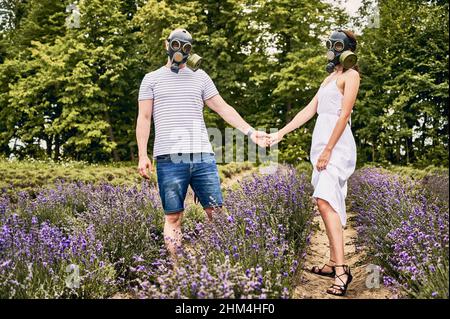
[
  {"xmin": 0, "ymin": 163, "xmax": 448, "ymax": 299},
  {"xmin": 0, "ymin": 166, "xmax": 315, "ymax": 299},
  {"xmin": 349, "ymin": 167, "xmax": 449, "ymax": 299}
]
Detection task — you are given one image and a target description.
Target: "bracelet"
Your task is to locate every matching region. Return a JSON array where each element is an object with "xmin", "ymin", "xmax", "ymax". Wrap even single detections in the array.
[{"xmin": 246, "ymin": 128, "xmax": 255, "ymax": 138}]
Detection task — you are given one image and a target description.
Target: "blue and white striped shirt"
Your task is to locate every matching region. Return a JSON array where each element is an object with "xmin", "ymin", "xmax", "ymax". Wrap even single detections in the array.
[{"xmin": 138, "ymin": 66, "xmax": 219, "ymax": 157}]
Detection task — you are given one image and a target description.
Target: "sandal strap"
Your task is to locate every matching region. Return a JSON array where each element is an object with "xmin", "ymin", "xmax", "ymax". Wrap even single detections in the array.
[
  {"xmin": 312, "ymin": 264, "xmax": 335, "ymax": 274},
  {"xmin": 327, "ymin": 285, "xmax": 346, "ymax": 296},
  {"xmin": 330, "ymin": 284, "xmax": 345, "ymax": 290},
  {"xmin": 335, "ymin": 272, "xmax": 350, "ymax": 285},
  {"xmin": 313, "ymin": 263, "xmax": 336, "ymax": 270}
]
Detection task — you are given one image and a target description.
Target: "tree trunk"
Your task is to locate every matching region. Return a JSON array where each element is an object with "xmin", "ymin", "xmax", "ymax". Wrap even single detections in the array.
[
  {"xmin": 105, "ymin": 112, "xmax": 120, "ymax": 162},
  {"xmin": 372, "ymin": 143, "xmax": 376, "ymax": 162},
  {"xmin": 130, "ymin": 145, "xmax": 135, "ymax": 162},
  {"xmin": 405, "ymin": 138, "xmax": 410, "ymax": 164},
  {"xmin": 421, "ymin": 113, "xmax": 428, "ymax": 151},
  {"xmin": 285, "ymin": 102, "xmax": 292, "ymax": 123},
  {"xmin": 281, "ymin": 33, "xmax": 292, "ymax": 123},
  {"xmin": 130, "ymin": 106, "xmax": 138, "ymax": 162},
  {"xmin": 45, "ymin": 135, "xmax": 53, "ymax": 158},
  {"xmin": 54, "ymin": 134, "xmax": 60, "ymax": 161}
]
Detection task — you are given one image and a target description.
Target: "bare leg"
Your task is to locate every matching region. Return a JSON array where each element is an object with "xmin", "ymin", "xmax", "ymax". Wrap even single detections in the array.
[
  {"xmin": 164, "ymin": 211, "xmax": 183, "ymax": 259},
  {"xmin": 316, "ymin": 198, "xmax": 348, "ymax": 292},
  {"xmin": 322, "ymin": 216, "xmax": 337, "ymax": 268}
]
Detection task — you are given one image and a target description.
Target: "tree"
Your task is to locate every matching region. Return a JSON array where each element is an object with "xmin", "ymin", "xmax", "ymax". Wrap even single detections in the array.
[
  {"xmin": 354, "ymin": 0, "xmax": 449, "ymax": 166},
  {"xmin": 2, "ymin": 0, "xmax": 139, "ymax": 161},
  {"xmin": 0, "ymin": 0, "xmax": 66, "ymax": 159},
  {"xmin": 242, "ymin": 0, "xmax": 344, "ymax": 163}
]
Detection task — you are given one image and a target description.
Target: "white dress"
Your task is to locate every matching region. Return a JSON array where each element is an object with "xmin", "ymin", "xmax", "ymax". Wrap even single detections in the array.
[{"xmin": 310, "ymin": 78, "xmax": 357, "ymax": 227}]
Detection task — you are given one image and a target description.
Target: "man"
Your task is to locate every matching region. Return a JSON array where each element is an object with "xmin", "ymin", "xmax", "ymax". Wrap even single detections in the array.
[{"xmin": 136, "ymin": 28, "xmax": 267, "ymax": 257}]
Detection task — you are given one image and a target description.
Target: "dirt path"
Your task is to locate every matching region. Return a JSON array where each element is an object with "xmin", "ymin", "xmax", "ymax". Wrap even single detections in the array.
[
  {"xmin": 221, "ymin": 167, "xmax": 256, "ymax": 189},
  {"xmin": 294, "ymin": 210, "xmax": 393, "ymax": 299}
]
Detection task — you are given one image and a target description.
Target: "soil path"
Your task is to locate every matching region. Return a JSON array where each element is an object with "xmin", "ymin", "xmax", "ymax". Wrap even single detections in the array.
[{"xmin": 294, "ymin": 210, "xmax": 393, "ymax": 299}]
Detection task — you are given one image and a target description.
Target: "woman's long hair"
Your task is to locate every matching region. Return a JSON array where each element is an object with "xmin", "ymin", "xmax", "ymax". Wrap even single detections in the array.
[{"xmin": 341, "ymin": 29, "xmax": 360, "ymax": 74}]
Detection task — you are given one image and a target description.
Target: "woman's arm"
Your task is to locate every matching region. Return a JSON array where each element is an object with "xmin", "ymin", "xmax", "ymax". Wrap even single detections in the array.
[
  {"xmin": 316, "ymin": 70, "xmax": 360, "ymax": 171},
  {"xmin": 268, "ymin": 93, "xmax": 319, "ymax": 146},
  {"xmin": 279, "ymin": 93, "xmax": 319, "ymax": 136}
]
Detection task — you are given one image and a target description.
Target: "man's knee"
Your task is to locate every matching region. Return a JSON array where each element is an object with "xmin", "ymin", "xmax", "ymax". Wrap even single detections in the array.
[{"xmin": 165, "ymin": 212, "xmax": 183, "ymax": 224}]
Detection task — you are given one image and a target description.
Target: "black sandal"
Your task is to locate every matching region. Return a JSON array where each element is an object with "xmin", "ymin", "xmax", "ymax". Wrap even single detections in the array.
[
  {"xmin": 326, "ymin": 265, "xmax": 353, "ymax": 297},
  {"xmin": 310, "ymin": 259, "xmax": 336, "ymax": 278}
]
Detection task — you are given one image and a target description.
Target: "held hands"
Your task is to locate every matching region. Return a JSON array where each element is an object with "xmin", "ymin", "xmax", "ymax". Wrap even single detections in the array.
[
  {"xmin": 138, "ymin": 155, "xmax": 153, "ymax": 179},
  {"xmin": 266, "ymin": 132, "xmax": 284, "ymax": 147},
  {"xmin": 249, "ymin": 131, "xmax": 285, "ymax": 148},
  {"xmin": 250, "ymin": 130, "xmax": 271, "ymax": 148}
]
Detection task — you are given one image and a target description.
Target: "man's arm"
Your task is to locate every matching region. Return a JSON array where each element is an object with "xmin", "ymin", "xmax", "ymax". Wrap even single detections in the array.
[
  {"xmin": 136, "ymin": 99, "xmax": 153, "ymax": 179},
  {"xmin": 205, "ymin": 94, "xmax": 267, "ymax": 146}
]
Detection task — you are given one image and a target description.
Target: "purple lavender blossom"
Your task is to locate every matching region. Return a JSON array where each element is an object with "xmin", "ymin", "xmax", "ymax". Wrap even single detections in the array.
[{"xmin": 349, "ymin": 167, "xmax": 449, "ymax": 299}]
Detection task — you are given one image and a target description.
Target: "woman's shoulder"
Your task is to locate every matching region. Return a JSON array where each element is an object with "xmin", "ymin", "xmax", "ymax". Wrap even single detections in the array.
[{"xmin": 343, "ymin": 68, "xmax": 360, "ymax": 80}]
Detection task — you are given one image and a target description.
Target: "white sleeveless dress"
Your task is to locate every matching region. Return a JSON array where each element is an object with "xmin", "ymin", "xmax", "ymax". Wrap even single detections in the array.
[{"xmin": 310, "ymin": 78, "xmax": 357, "ymax": 227}]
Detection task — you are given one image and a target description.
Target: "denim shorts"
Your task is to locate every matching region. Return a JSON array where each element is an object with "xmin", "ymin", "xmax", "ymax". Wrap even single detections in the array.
[{"xmin": 155, "ymin": 153, "xmax": 223, "ymax": 214}]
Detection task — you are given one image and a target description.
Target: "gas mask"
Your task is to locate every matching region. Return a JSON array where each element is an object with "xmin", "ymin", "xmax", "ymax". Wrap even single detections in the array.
[
  {"xmin": 166, "ymin": 29, "xmax": 203, "ymax": 74},
  {"xmin": 325, "ymin": 30, "xmax": 358, "ymax": 73}
]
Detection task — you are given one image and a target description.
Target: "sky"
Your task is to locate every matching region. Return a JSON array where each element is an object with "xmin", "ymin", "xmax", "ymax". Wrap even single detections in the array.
[
  {"xmin": 322, "ymin": 0, "xmax": 364, "ymax": 16},
  {"xmin": 343, "ymin": 0, "xmax": 364, "ymax": 17}
]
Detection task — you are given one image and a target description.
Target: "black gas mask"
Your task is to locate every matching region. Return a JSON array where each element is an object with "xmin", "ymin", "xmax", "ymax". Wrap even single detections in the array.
[
  {"xmin": 166, "ymin": 29, "xmax": 202, "ymax": 74},
  {"xmin": 325, "ymin": 30, "xmax": 358, "ymax": 73}
]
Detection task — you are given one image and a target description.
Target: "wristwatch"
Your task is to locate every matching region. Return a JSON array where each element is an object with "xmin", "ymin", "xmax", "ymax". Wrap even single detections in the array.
[{"xmin": 246, "ymin": 128, "xmax": 255, "ymax": 138}]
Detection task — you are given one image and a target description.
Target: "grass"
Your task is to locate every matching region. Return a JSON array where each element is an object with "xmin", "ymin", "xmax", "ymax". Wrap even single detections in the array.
[
  {"xmin": 0, "ymin": 157, "xmax": 254, "ymax": 196},
  {"xmin": 361, "ymin": 163, "xmax": 448, "ymax": 180}
]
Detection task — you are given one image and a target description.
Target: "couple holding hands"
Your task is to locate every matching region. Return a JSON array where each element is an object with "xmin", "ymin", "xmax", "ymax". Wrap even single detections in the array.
[{"xmin": 136, "ymin": 28, "xmax": 360, "ymax": 296}]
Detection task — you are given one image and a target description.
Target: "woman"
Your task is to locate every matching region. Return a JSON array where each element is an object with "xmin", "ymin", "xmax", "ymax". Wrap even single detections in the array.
[{"xmin": 268, "ymin": 29, "xmax": 360, "ymax": 296}]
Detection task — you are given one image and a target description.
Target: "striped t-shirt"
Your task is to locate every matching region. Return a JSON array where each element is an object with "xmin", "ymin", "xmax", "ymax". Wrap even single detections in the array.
[{"xmin": 138, "ymin": 66, "xmax": 219, "ymax": 157}]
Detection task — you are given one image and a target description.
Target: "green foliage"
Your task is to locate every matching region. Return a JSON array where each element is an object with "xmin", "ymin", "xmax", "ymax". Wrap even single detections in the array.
[
  {"xmin": 361, "ymin": 162, "xmax": 448, "ymax": 180},
  {"xmin": 353, "ymin": 0, "xmax": 448, "ymax": 167},
  {"xmin": 349, "ymin": 167, "xmax": 449, "ymax": 299},
  {"xmin": 0, "ymin": 157, "xmax": 254, "ymax": 194},
  {"xmin": 0, "ymin": 157, "xmax": 150, "ymax": 195},
  {"xmin": 409, "ymin": 259, "xmax": 449, "ymax": 299},
  {"xmin": 218, "ymin": 161, "xmax": 253, "ymax": 180},
  {"xmin": 0, "ymin": 0, "xmax": 448, "ymax": 168},
  {"xmin": 0, "ymin": 249, "xmax": 117, "ymax": 299}
]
